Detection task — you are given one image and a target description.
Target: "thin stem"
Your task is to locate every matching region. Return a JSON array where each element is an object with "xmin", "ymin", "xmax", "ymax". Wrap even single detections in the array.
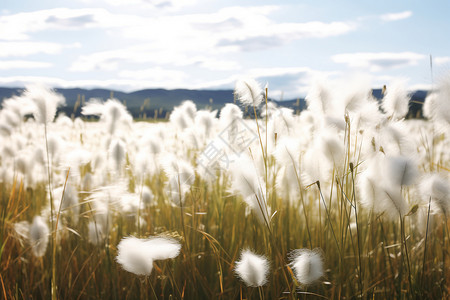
[
  {"xmin": 351, "ymin": 167, "xmax": 363, "ymax": 298},
  {"xmin": 264, "ymin": 88, "xmax": 268, "ymax": 211},
  {"xmin": 177, "ymin": 174, "xmax": 189, "ymax": 253},
  {"xmin": 44, "ymin": 123, "xmax": 57, "ymax": 300},
  {"xmin": 252, "ymin": 105, "xmax": 267, "ymax": 164},
  {"xmin": 421, "ymin": 197, "xmax": 431, "ymax": 292},
  {"xmin": 288, "ymin": 151, "xmax": 312, "ymax": 248},
  {"xmin": 401, "ymin": 216, "xmax": 413, "ymax": 297},
  {"xmin": 258, "ymin": 286, "xmax": 264, "ymax": 300},
  {"xmin": 317, "ymin": 181, "xmax": 341, "ymax": 256}
]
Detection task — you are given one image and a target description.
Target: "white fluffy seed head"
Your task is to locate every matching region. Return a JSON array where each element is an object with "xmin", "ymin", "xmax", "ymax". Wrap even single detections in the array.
[
  {"xmin": 82, "ymin": 99, "xmax": 132, "ymax": 135},
  {"xmin": 195, "ymin": 110, "xmax": 216, "ymax": 138},
  {"xmin": 180, "ymin": 100, "xmax": 197, "ymax": 121},
  {"xmin": 144, "ymin": 237, "xmax": 182, "ymax": 260},
  {"xmin": 88, "ymin": 221, "xmax": 105, "ymax": 245},
  {"xmin": 116, "ymin": 236, "xmax": 181, "ymax": 276},
  {"xmin": 169, "ymin": 106, "xmax": 191, "ymax": 131},
  {"xmin": 381, "ymin": 185, "xmax": 409, "ymax": 219},
  {"xmin": 229, "ymin": 157, "xmax": 270, "ymax": 224},
  {"xmin": 423, "ymin": 93, "xmax": 437, "ymax": 120},
  {"xmin": 163, "ymin": 156, "xmax": 195, "ymax": 186},
  {"xmin": 219, "ymin": 103, "xmax": 243, "ymax": 126},
  {"xmin": 47, "ymin": 134, "xmax": 64, "ymax": 159},
  {"xmin": 109, "ymin": 139, "xmax": 126, "ymax": 171},
  {"xmin": 420, "ymin": 174, "xmax": 450, "ymax": 216},
  {"xmin": 305, "ymin": 80, "xmax": 333, "ymax": 115},
  {"xmin": 235, "ymin": 78, "xmax": 264, "ymax": 107},
  {"xmin": 29, "ymin": 216, "xmax": 49, "ymax": 257},
  {"xmin": 25, "ymin": 85, "xmax": 65, "ymax": 124},
  {"xmin": 163, "ymin": 156, "xmax": 195, "ymax": 205},
  {"xmin": 274, "ymin": 137, "xmax": 301, "ymax": 165},
  {"xmin": 318, "ymin": 130, "xmax": 345, "ymax": 166},
  {"xmin": 143, "ymin": 135, "xmax": 162, "ymax": 154},
  {"xmin": 229, "ymin": 157, "xmax": 262, "ymax": 199},
  {"xmin": 381, "ymin": 81, "xmax": 410, "ymax": 119},
  {"xmin": 359, "ymin": 154, "xmax": 409, "ymax": 219},
  {"xmin": 289, "ymin": 248, "xmax": 324, "ymax": 286},
  {"xmin": 384, "ymin": 155, "xmax": 419, "ymax": 186},
  {"xmin": 234, "ymin": 249, "xmax": 269, "ymax": 287},
  {"xmin": 423, "ymin": 76, "xmax": 450, "ymax": 130},
  {"xmin": 141, "ymin": 186, "xmax": 154, "ymax": 206},
  {"xmin": 359, "ymin": 173, "xmax": 382, "ymax": 211},
  {"xmin": 116, "ymin": 236, "xmax": 154, "ymax": 276}
]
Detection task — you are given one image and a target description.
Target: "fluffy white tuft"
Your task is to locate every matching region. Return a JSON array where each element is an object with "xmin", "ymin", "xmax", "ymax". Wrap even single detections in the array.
[
  {"xmin": 144, "ymin": 237, "xmax": 182, "ymax": 260},
  {"xmin": 25, "ymin": 85, "xmax": 65, "ymax": 124},
  {"xmin": 419, "ymin": 174, "xmax": 450, "ymax": 216},
  {"xmin": 384, "ymin": 155, "xmax": 419, "ymax": 186},
  {"xmin": 82, "ymin": 99, "xmax": 132, "ymax": 135},
  {"xmin": 234, "ymin": 249, "xmax": 269, "ymax": 287},
  {"xmin": 109, "ymin": 139, "xmax": 126, "ymax": 172},
  {"xmin": 229, "ymin": 157, "xmax": 270, "ymax": 224},
  {"xmin": 195, "ymin": 110, "xmax": 217, "ymax": 138},
  {"xmin": 88, "ymin": 221, "xmax": 105, "ymax": 245},
  {"xmin": 163, "ymin": 156, "xmax": 195, "ymax": 206},
  {"xmin": 29, "ymin": 216, "xmax": 49, "ymax": 257},
  {"xmin": 359, "ymin": 154, "xmax": 409, "ymax": 219},
  {"xmin": 169, "ymin": 101, "xmax": 197, "ymax": 131},
  {"xmin": 305, "ymin": 80, "xmax": 333, "ymax": 115},
  {"xmin": 235, "ymin": 78, "xmax": 264, "ymax": 107},
  {"xmin": 141, "ymin": 186, "xmax": 155, "ymax": 206},
  {"xmin": 116, "ymin": 236, "xmax": 154, "ymax": 276},
  {"xmin": 220, "ymin": 103, "xmax": 243, "ymax": 125},
  {"xmin": 423, "ymin": 76, "xmax": 450, "ymax": 130},
  {"xmin": 289, "ymin": 248, "xmax": 324, "ymax": 286},
  {"xmin": 116, "ymin": 236, "xmax": 181, "ymax": 276},
  {"xmin": 381, "ymin": 81, "xmax": 410, "ymax": 119}
]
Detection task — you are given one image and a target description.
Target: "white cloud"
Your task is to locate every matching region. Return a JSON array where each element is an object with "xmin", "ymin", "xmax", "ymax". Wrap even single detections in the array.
[
  {"xmin": 118, "ymin": 67, "xmax": 187, "ymax": 83},
  {"xmin": 0, "ymin": 6, "xmax": 356, "ymax": 74},
  {"xmin": 0, "ymin": 60, "xmax": 52, "ymax": 70},
  {"xmin": 332, "ymin": 52, "xmax": 426, "ymax": 72},
  {"xmin": 0, "ymin": 42, "xmax": 67, "ymax": 57},
  {"xmin": 434, "ymin": 56, "xmax": 450, "ymax": 65},
  {"xmin": 216, "ymin": 21, "xmax": 355, "ymax": 51},
  {"xmin": 79, "ymin": 0, "xmax": 198, "ymax": 10},
  {"xmin": 67, "ymin": 6, "xmax": 355, "ymax": 71},
  {"xmin": 380, "ymin": 11, "xmax": 412, "ymax": 22},
  {"xmin": 69, "ymin": 45, "xmax": 233, "ymax": 71},
  {"xmin": 0, "ymin": 8, "xmax": 139, "ymax": 40}
]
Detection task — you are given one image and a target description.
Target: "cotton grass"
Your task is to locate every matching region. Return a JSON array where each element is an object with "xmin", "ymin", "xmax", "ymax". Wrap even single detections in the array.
[
  {"xmin": 289, "ymin": 248, "xmax": 324, "ymax": 286},
  {"xmin": 234, "ymin": 249, "xmax": 270, "ymax": 287},
  {"xmin": 29, "ymin": 216, "xmax": 49, "ymax": 257},
  {"xmin": 116, "ymin": 236, "xmax": 181, "ymax": 276},
  {"xmin": 2, "ymin": 74, "xmax": 450, "ymax": 299}
]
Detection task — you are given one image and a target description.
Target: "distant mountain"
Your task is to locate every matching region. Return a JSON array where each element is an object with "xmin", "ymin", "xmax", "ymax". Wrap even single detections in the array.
[
  {"xmin": 0, "ymin": 87, "xmax": 427, "ymax": 119},
  {"xmin": 0, "ymin": 87, "xmax": 306, "ymax": 118}
]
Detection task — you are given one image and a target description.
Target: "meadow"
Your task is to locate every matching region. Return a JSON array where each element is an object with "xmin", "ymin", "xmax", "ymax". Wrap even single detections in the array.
[{"xmin": 0, "ymin": 77, "xmax": 449, "ymax": 299}]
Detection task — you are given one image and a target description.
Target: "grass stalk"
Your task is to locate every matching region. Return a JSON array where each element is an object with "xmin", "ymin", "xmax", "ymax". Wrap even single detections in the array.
[
  {"xmin": 44, "ymin": 123, "xmax": 57, "ymax": 300},
  {"xmin": 421, "ymin": 197, "xmax": 431, "ymax": 293},
  {"xmin": 316, "ymin": 181, "xmax": 341, "ymax": 256}
]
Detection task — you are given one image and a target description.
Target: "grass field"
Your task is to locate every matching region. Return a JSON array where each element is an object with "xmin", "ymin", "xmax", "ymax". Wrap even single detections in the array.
[{"xmin": 0, "ymin": 78, "xmax": 449, "ymax": 299}]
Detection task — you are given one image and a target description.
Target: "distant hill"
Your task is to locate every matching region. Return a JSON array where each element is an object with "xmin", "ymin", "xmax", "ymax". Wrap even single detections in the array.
[
  {"xmin": 0, "ymin": 87, "xmax": 306, "ymax": 118},
  {"xmin": 0, "ymin": 87, "xmax": 427, "ymax": 119}
]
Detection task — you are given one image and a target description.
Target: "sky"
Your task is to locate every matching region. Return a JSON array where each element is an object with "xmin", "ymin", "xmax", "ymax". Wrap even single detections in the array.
[{"xmin": 0, "ymin": 0, "xmax": 449, "ymax": 99}]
